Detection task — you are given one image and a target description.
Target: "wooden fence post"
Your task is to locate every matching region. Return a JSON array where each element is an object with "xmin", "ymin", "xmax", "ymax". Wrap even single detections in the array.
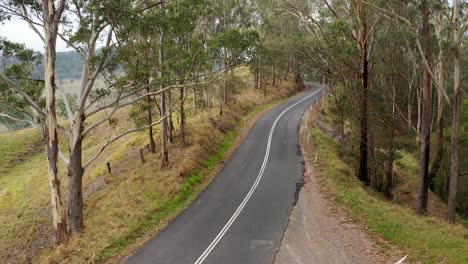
[
  {"xmin": 140, "ymin": 149, "xmax": 145, "ymax": 163},
  {"xmin": 106, "ymin": 162, "xmax": 112, "ymax": 174}
]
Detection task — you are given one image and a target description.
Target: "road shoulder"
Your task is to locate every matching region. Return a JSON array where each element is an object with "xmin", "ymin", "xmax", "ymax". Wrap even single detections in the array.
[{"xmin": 275, "ymin": 104, "xmax": 395, "ymax": 264}]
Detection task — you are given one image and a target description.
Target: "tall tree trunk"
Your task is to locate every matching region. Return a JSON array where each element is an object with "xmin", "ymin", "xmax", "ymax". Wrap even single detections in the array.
[
  {"xmin": 43, "ymin": 0, "xmax": 68, "ymax": 244},
  {"xmin": 429, "ymin": 45, "xmax": 445, "ymax": 190},
  {"xmin": 160, "ymin": 2, "xmax": 168, "ymax": 166},
  {"xmin": 417, "ymin": 0, "xmax": 433, "ymax": 215},
  {"xmin": 255, "ymin": 61, "xmax": 259, "ymax": 89},
  {"xmin": 417, "ymin": 85, "xmax": 422, "ymax": 141},
  {"xmin": 357, "ymin": 0, "xmax": 369, "ymax": 185},
  {"xmin": 168, "ymin": 90, "xmax": 174, "ymax": 143},
  {"xmin": 66, "ymin": 32, "xmax": 96, "ymax": 235},
  {"xmin": 223, "ymin": 48, "xmax": 228, "ymax": 104},
  {"xmin": 67, "ymin": 124, "xmax": 84, "ymax": 234},
  {"xmin": 192, "ymin": 88, "xmax": 196, "ymax": 109},
  {"xmin": 386, "ymin": 80, "xmax": 397, "ymax": 199},
  {"xmin": 272, "ymin": 61, "xmax": 276, "ymax": 86},
  {"xmin": 147, "ymin": 84, "xmax": 156, "ymax": 153},
  {"xmin": 447, "ymin": 0, "xmax": 461, "ymax": 223},
  {"xmin": 408, "ymin": 80, "xmax": 413, "ymax": 130},
  {"xmin": 180, "ymin": 86, "xmax": 186, "ymax": 146}
]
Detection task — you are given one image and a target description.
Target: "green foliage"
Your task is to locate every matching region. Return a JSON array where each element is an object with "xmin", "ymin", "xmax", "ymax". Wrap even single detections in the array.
[
  {"xmin": 0, "ymin": 38, "xmax": 44, "ymax": 131},
  {"xmin": 57, "ymin": 93, "xmax": 78, "ymax": 118}
]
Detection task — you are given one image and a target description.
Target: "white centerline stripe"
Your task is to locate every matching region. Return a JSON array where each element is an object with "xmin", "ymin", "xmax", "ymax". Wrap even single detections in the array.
[{"xmin": 194, "ymin": 87, "xmax": 322, "ymax": 264}]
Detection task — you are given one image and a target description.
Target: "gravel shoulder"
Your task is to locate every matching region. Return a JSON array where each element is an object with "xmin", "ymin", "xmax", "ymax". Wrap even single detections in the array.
[{"xmin": 275, "ymin": 104, "xmax": 399, "ymax": 264}]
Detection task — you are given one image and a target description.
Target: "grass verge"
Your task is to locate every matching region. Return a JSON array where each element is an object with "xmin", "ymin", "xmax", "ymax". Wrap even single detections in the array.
[
  {"xmin": 95, "ymin": 96, "xmax": 289, "ymax": 263},
  {"xmin": 308, "ymin": 121, "xmax": 468, "ymax": 264},
  {"xmin": 96, "ymin": 131, "xmax": 235, "ymax": 262}
]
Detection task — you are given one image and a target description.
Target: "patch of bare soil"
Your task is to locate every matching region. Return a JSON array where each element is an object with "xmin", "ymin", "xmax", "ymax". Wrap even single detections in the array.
[{"xmin": 275, "ymin": 104, "xmax": 405, "ymax": 264}]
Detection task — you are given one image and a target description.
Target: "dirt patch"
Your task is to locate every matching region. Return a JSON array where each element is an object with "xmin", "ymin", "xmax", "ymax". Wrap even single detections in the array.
[{"xmin": 275, "ymin": 104, "xmax": 406, "ymax": 264}]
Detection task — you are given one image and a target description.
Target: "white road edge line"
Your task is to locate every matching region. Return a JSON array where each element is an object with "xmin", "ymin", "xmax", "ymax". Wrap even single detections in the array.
[{"xmin": 194, "ymin": 87, "xmax": 322, "ymax": 264}]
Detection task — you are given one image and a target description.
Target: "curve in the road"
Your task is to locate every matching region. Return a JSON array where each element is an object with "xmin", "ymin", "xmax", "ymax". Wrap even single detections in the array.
[
  {"xmin": 194, "ymin": 87, "xmax": 323, "ymax": 264},
  {"xmin": 127, "ymin": 83, "xmax": 323, "ymax": 264}
]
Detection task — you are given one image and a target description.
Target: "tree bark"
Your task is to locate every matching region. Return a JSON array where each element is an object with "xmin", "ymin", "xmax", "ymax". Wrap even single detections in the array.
[
  {"xmin": 147, "ymin": 84, "xmax": 156, "ymax": 153},
  {"xmin": 167, "ymin": 89, "xmax": 174, "ymax": 143},
  {"xmin": 272, "ymin": 61, "xmax": 276, "ymax": 86},
  {"xmin": 43, "ymin": 0, "xmax": 68, "ymax": 244},
  {"xmin": 429, "ymin": 39, "xmax": 445, "ymax": 190},
  {"xmin": 407, "ymin": 78, "xmax": 414, "ymax": 131},
  {"xmin": 255, "ymin": 62, "xmax": 259, "ymax": 89},
  {"xmin": 160, "ymin": 2, "xmax": 168, "ymax": 165},
  {"xmin": 386, "ymin": 80, "xmax": 397, "ymax": 199},
  {"xmin": 417, "ymin": 0, "xmax": 433, "ymax": 215},
  {"xmin": 447, "ymin": 0, "xmax": 461, "ymax": 223},
  {"xmin": 223, "ymin": 48, "xmax": 228, "ymax": 104},
  {"xmin": 180, "ymin": 86, "xmax": 186, "ymax": 146},
  {"xmin": 67, "ymin": 126, "xmax": 84, "ymax": 233},
  {"xmin": 357, "ymin": 0, "xmax": 369, "ymax": 185},
  {"xmin": 416, "ymin": 85, "xmax": 422, "ymax": 141}
]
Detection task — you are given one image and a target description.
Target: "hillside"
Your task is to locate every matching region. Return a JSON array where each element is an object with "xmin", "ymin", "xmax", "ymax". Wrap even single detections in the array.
[
  {"xmin": 32, "ymin": 51, "xmax": 83, "ymax": 80},
  {"xmin": 301, "ymin": 101, "xmax": 468, "ymax": 263},
  {"xmin": 0, "ymin": 69, "xmax": 302, "ymax": 263}
]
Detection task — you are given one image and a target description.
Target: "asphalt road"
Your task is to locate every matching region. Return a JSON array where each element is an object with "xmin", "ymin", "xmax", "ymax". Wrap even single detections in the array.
[{"xmin": 127, "ymin": 83, "xmax": 323, "ymax": 264}]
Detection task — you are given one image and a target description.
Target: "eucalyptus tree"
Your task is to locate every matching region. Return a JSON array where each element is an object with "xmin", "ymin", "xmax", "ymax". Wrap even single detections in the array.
[
  {"xmin": 447, "ymin": 0, "xmax": 463, "ymax": 223},
  {"xmin": 280, "ymin": 0, "xmax": 373, "ymax": 185},
  {"xmin": 209, "ymin": 0, "xmax": 257, "ymax": 106},
  {"xmin": 0, "ymin": 0, "xmax": 170, "ymax": 234},
  {"xmin": 210, "ymin": 28, "xmax": 260, "ymax": 103},
  {"xmin": 163, "ymin": 0, "xmax": 211, "ymax": 145},
  {"xmin": 0, "ymin": 0, "xmax": 69, "ymax": 243}
]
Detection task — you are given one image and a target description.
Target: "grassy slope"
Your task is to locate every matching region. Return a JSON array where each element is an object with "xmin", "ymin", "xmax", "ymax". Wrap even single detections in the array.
[
  {"xmin": 0, "ymin": 69, "xmax": 299, "ymax": 263},
  {"xmin": 307, "ymin": 107, "xmax": 468, "ymax": 264},
  {"xmin": 0, "ymin": 124, "xmax": 8, "ymax": 134}
]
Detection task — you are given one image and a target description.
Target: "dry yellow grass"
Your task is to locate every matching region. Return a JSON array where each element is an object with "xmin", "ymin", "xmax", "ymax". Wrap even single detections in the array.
[{"xmin": 0, "ymin": 68, "xmax": 299, "ymax": 263}]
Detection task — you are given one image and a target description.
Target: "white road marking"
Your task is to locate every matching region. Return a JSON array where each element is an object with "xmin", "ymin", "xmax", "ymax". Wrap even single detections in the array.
[{"xmin": 194, "ymin": 88, "xmax": 322, "ymax": 264}]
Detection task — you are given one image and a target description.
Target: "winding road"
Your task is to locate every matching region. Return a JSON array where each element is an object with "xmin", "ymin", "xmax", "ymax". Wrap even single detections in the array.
[{"xmin": 127, "ymin": 83, "xmax": 323, "ymax": 264}]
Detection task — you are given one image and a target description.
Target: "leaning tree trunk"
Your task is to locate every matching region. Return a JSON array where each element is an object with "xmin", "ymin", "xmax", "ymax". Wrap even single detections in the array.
[
  {"xmin": 447, "ymin": 0, "xmax": 462, "ymax": 224},
  {"xmin": 357, "ymin": 0, "xmax": 369, "ymax": 185},
  {"xmin": 43, "ymin": 0, "xmax": 68, "ymax": 244},
  {"xmin": 417, "ymin": 0, "xmax": 433, "ymax": 215}
]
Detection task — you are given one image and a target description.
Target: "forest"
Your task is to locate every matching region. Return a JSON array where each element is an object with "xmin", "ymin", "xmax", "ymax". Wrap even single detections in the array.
[{"xmin": 0, "ymin": 0, "xmax": 466, "ymax": 263}]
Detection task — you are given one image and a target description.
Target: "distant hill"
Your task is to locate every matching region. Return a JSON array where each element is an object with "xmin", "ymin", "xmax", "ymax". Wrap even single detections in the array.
[{"xmin": 33, "ymin": 50, "xmax": 83, "ymax": 80}]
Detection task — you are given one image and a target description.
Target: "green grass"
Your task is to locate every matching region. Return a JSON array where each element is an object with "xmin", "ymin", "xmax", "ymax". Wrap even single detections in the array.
[
  {"xmin": 310, "ymin": 127, "xmax": 468, "ymax": 264},
  {"xmin": 0, "ymin": 128, "xmax": 43, "ymax": 174},
  {"xmin": 203, "ymin": 131, "xmax": 235, "ymax": 170}
]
